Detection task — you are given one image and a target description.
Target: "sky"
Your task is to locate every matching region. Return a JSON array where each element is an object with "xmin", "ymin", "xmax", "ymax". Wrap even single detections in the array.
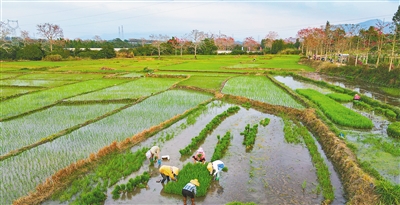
[{"xmin": 1, "ymin": 0, "xmax": 399, "ymax": 42}]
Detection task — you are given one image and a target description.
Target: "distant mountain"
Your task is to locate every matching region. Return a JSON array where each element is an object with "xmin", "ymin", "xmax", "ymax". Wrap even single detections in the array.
[{"xmin": 337, "ymin": 19, "xmax": 393, "ymax": 33}]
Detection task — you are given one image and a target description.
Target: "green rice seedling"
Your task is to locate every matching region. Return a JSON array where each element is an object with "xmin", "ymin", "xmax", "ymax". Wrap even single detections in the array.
[
  {"xmin": 222, "ymin": 76, "xmax": 304, "ymax": 109},
  {"xmin": 1, "ymin": 79, "xmax": 127, "ymax": 120},
  {"xmin": 0, "ymin": 79, "xmax": 78, "ymax": 87},
  {"xmin": 353, "ymin": 100, "xmax": 372, "ymax": 111},
  {"xmin": 326, "ymin": 93, "xmax": 353, "ymax": 102},
  {"xmin": 66, "ymin": 77, "xmax": 179, "ymax": 101},
  {"xmin": 186, "ymin": 104, "xmax": 208, "ymax": 125},
  {"xmin": 179, "ymin": 106, "xmax": 240, "ymax": 156},
  {"xmin": 282, "ymin": 116, "xmax": 303, "ymax": 144},
  {"xmin": 387, "ymin": 122, "xmax": 400, "ymax": 139},
  {"xmin": 259, "ymin": 118, "xmax": 270, "ymax": 126},
  {"xmin": 164, "ymin": 163, "xmax": 212, "ymax": 197},
  {"xmin": 178, "ymin": 75, "xmax": 231, "ymax": 91},
  {"xmin": 0, "ymin": 104, "xmax": 125, "ymax": 155},
  {"xmin": 302, "ymin": 180, "xmax": 307, "ymax": 191},
  {"xmin": 240, "ymin": 124, "xmax": 259, "ymax": 151},
  {"xmin": 111, "ymin": 171, "xmax": 150, "ymax": 200},
  {"xmin": 297, "ymin": 89, "xmax": 373, "ymax": 129},
  {"xmin": 210, "ymin": 131, "xmax": 232, "ymax": 161},
  {"xmin": 375, "ymin": 180, "xmax": 400, "ymax": 205}
]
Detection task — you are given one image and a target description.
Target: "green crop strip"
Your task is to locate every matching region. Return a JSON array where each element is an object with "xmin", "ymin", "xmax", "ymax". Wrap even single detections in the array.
[
  {"xmin": 210, "ymin": 131, "xmax": 232, "ymax": 161},
  {"xmin": 259, "ymin": 118, "xmax": 270, "ymax": 127},
  {"xmin": 111, "ymin": 171, "xmax": 150, "ymax": 199},
  {"xmin": 222, "ymin": 75, "xmax": 304, "ymax": 109},
  {"xmin": 164, "ymin": 163, "xmax": 212, "ymax": 197},
  {"xmin": 282, "ymin": 115, "xmax": 303, "ymax": 144},
  {"xmin": 66, "ymin": 77, "xmax": 180, "ymax": 101},
  {"xmin": 387, "ymin": 122, "xmax": 400, "ymax": 139},
  {"xmin": 293, "ymin": 120, "xmax": 334, "ymax": 202},
  {"xmin": 326, "ymin": 93, "xmax": 354, "ymax": 102},
  {"xmin": 0, "ymin": 79, "xmax": 128, "ymax": 120},
  {"xmin": 179, "ymin": 106, "xmax": 240, "ymax": 156},
  {"xmin": 240, "ymin": 124, "xmax": 259, "ymax": 152},
  {"xmin": 53, "ymin": 148, "xmax": 148, "ymax": 203},
  {"xmin": 296, "ymin": 89, "xmax": 373, "ymax": 129}
]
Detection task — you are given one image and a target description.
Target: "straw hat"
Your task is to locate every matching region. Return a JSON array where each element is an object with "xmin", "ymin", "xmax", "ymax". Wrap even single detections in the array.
[
  {"xmin": 190, "ymin": 179, "xmax": 200, "ymax": 186},
  {"xmin": 172, "ymin": 166, "xmax": 180, "ymax": 175},
  {"xmin": 207, "ymin": 162, "xmax": 213, "ymax": 174}
]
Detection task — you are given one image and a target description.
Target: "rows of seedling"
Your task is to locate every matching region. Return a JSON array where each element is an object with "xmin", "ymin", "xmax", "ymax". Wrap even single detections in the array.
[
  {"xmin": 1, "ymin": 79, "xmax": 127, "ymax": 120},
  {"xmin": 0, "ymin": 104, "xmax": 125, "ymax": 156},
  {"xmin": 296, "ymin": 89, "xmax": 373, "ymax": 129},
  {"xmin": 292, "ymin": 73, "xmax": 400, "ymax": 120},
  {"xmin": 66, "ymin": 77, "xmax": 180, "ymax": 101},
  {"xmin": 325, "ymin": 93, "xmax": 354, "ymax": 103},
  {"xmin": 210, "ymin": 132, "xmax": 232, "ymax": 161},
  {"xmin": 1, "ymin": 90, "xmax": 211, "ymax": 205},
  {"xmin": 221, "ymin": 75, "xmax": 304, "ymax": 109},
  {"xmin": 179, "ymin": 106, "xmax": 240, "ymax": 156},
  {"xmin": 112, "ymin": 171, "xmax": 151, "ymax": 199},
  {"xmin": 387, "ymin": 122, "xmax": 400, "ymax": 139},
  {"xmin": 240, "ymin": 124, "xmax": 259, "ymax": 152},
  {"xmin": 164, "ymin": 163, "xmax": 212, "ymax": 196},
  {"xmin": 283, "ymin": 117, "xmax": 334, "ymax": 202},
  {"xmin": 54, "ymin": 147, "xmax": 148, "ymax": 203},
  {"xmin": 0, "ymin": 79, "xmax": 78, "ymax": 87}
]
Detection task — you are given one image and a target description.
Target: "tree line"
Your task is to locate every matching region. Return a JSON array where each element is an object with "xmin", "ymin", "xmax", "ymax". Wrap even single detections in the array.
[{"xmin": 0, "ymin": 6, "xmax": 398, "ymax": 71}]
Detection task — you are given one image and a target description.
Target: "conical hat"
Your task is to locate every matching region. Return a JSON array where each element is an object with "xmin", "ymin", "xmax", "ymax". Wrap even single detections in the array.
[{"xmin": 190, "ymin": 179, "xmax": 200, "ymax": 186}]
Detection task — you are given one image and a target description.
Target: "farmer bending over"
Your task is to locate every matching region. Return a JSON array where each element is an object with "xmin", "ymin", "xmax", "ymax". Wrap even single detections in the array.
[
  {"xmin": 192, "ymin": 147, "xmax": 206, "ymax": 164},
  {"xmin": 146, "ymin": 146, "xmax": 161, "ymax": 166},
  {"xmin": 182, "ymin": 179, "xmax": 200, "ymax": 205},
  {"xmin": 207, "ymin": 160, "xmax": 225, "ymax": 181},
  {"xmin": 158, "ymin": 165, "xmax": 179, "ymax": 183}
]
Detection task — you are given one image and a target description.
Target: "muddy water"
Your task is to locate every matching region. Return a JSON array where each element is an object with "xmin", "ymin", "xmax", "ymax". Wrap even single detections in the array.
[
  {"xmin": 97, "ymin": 101, "xmax": 344, "ymax": 205},
  {"xmin": 298, "ymin": 73, "xmax": 400, "ymax": 107}
]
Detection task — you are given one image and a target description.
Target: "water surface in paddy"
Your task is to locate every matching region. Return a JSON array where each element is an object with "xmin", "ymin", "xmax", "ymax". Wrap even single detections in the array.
[{"xmin": 103, "ymin": 101, "xmax": 344, "ymax": 204}]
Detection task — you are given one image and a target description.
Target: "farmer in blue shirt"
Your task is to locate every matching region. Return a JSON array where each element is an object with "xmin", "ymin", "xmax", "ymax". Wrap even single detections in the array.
[{"xmin": 182, "ymin": 179, "xmax": 200, "ymax": 205}]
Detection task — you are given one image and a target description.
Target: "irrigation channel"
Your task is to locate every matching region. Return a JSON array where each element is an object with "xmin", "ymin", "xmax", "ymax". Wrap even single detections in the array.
[
  {"xmin": 298, "ymin": 72, "xmax": 400, "ymax": 107},
  {"xmin": 44, "ymin": 101, "xmax": 345, "ymax": 205},
  {"xmin": 274, "ymin": 75, "xmax": 399, "ymax": 185}
]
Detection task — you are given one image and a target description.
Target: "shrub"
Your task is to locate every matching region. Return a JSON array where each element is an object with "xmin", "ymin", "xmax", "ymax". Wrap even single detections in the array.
[
  {"xmin": 44, "ymin": 54, "xmax": 63, "ymax": 61},
  {"xmin": 387, "ymin": 122, "xmax": 400, "ymax": 139}
]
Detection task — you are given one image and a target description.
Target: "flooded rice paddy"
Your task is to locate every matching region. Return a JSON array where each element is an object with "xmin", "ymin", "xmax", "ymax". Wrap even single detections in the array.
[{"xmin": 42, "ymin": 101, "xmax": 345, "ymax": 205}]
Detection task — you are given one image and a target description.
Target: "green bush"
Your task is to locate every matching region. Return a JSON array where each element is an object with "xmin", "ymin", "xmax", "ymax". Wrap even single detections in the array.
[{"xmin": 387, "ymin": 122, "xmax": 400, "ymax": 139}]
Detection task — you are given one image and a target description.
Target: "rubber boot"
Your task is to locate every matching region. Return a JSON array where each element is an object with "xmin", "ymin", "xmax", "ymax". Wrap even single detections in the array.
[
  {"xmin": 191, "ymin": 198, "xmax": 195, "ymax": 205},
  {"xmin": 183, "ymin": 197, "xmax": 187, "ymax": 205}
]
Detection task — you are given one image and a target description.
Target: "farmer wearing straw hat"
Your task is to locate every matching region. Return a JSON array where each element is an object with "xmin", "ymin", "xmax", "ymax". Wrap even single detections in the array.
[
  {"xmin": 182, "ymin": 179, "xmax": 200, "ymax": 205},
  {"xmin": 207, "ymin": 160, "xmax": 224, "ymax": 181},
  {"xmin": 146, "ymin": 146, "xmax": 161, "ymax": 166},
  {"xmin": 192, "ymin": 147, "xmax": 206, "ymax": 164},
  {"xmin": 158, "ymin": 165, "xmax": 180, "ymax": 183}
]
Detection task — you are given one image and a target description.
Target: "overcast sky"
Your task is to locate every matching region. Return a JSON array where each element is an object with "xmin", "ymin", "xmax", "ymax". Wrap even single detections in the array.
[{"xmin": 1, "ymin": 0, "xmax": 398, "ymax": 41}]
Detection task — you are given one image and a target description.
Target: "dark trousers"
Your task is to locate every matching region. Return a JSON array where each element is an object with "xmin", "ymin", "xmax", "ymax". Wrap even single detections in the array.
[
  {"xmin": 161, "ymin": 173, "xmax": 170, "ymax": 183},
  {"xmin": 182, "ymin": 189, "xmax": 194, "ymax": 198}
]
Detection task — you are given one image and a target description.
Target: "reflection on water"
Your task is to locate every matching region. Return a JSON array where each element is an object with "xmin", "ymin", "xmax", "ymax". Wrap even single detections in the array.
[{"xmin": 298, "ymin": 73, "xmax": 400, "ymax": 107}]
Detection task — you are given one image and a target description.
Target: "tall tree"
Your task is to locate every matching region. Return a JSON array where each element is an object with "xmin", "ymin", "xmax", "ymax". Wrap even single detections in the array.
[
  {"xmin": 36, "ymin": 23, "xmax": 63, "ymax": 52},
  {"xmin": 389, "ymin": 5, "xmax": 400, "ymax": 71},
  {"xmin": 189, "ymin": 29, "xmax": 207, "ymax": 59},
  {"xmin": 243, "ymin": 37, "xmax": 259, "ymax": 52},
  {"xmin": 149, "ymin": 34, "xmax": 169, "ymax": 59},
  {"xmin": 264, "ymin": 31, "xmax": 279, "ymax": 53}
]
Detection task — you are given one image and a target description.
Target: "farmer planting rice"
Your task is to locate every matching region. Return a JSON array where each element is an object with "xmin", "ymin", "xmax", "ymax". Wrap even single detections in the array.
[
  {"xmin": 192, "ymin": 147, "xmax": 206, "ymax": 163},
  {"xmin": 146, "ymin": 145, "xmax": 161, "ymax": 166},
  {"xmin": 207, "ymin": 160, "xmax": 225, "ymax": 181},
  {"xmin": 182, "ymin": 179, "xmax": 200, "ymax": 205},
  {"xmin": 158, "ymin": 165, "xmax": 180, "ymax": 184}
]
